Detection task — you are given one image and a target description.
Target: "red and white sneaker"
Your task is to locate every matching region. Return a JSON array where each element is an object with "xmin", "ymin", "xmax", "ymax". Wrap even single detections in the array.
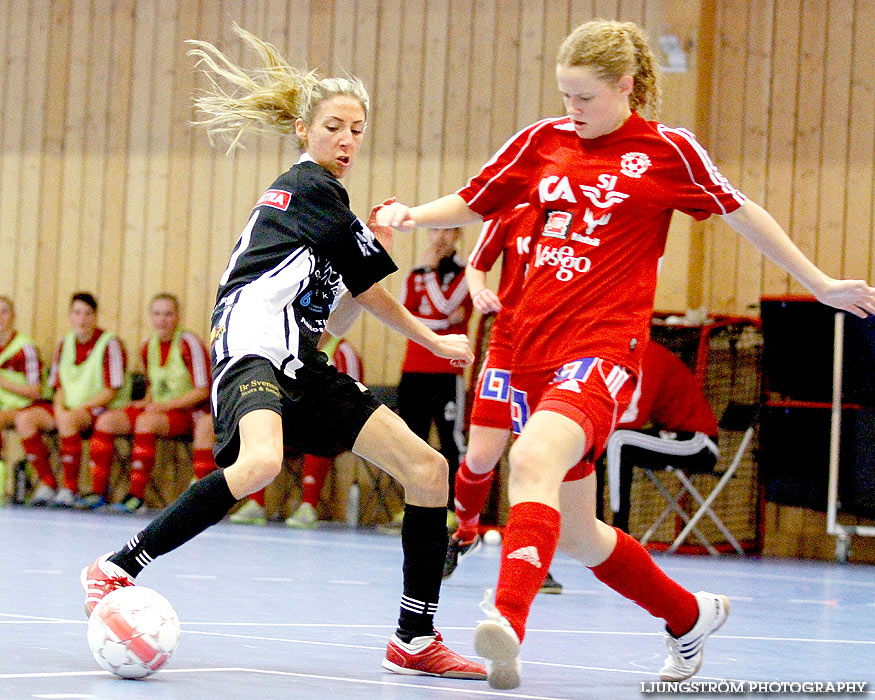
[
  {"xmin": 382, "ymin": 631, "xmax": 486, "ymax": 680},
  {"xmin": 80, "ymin": 552, "xmax": 135, "ymax": 617}
]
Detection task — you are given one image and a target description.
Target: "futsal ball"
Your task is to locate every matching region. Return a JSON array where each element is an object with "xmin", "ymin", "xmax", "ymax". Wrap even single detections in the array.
[
  {"xmin": 87, "ymin": 586, "xmax": 180, "ymax": 679},
  {"xmin": 483, "ymin": 529, "xmax": 502, "ymax": 545}
]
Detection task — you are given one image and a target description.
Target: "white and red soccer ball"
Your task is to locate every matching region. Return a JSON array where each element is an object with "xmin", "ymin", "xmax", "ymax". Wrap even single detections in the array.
[{"xmin": 87, "ymin": 586, "xmax": 180, "ymax": 679}]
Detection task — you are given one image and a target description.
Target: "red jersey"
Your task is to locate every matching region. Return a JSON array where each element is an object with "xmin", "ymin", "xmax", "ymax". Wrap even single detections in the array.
[
  {"xmin": 400, "ymin": 252, "xmax": 474, "ymax": 375},
  {"xmin": 618, "ymin": 341, "xmax": 718, "ymax": 436},
  {"xmin": 330, "ymin": 338, "xmax": 362, "ymax": 382},
  {"xmin": 49, "ymin": 329, "xmax": 127, "ymax": 390},
  {"xmin": 139, "ymin": 331, "xmax": 212, "ymax": 390},
  {"xmin": 457, "ymin": 113, "xmax": 746, "ymax": 374},
  {"xmin": 469, "ymin": 203, "xmax": 537, "ymax": 309},
  {"xmin": 0, "ymin": 332, "xmax": 43, "ymax": 385},
  {"xmin": 468, "ymin": 204, "xmax": 540, "ymax": 355}
]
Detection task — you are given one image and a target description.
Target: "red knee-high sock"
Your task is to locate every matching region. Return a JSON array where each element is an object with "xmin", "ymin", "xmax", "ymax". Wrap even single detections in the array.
[
  {"xmin": 248, "ymin": 488, "xmax": 266, "ymax": 506},
  {"xmin": 301, "ymin": 455, "xmax": 331, "ymax": 506},
  {"xmin": 129, "ymin": 433, "xmax": 157, "ymax": 499},
  {"xmin": 59, "ymin": 434, "xmax": 83, "ymax": 493},
  {"xmin": 494, "ymin": 501, "xmax": 561, "ymax": 642},
  {"xmin": 21, "ymin": 434, "xmax": 56, "ymax": 489},
  {"xmin": 453, "ymin": 458, "xmax": 495, "ymax": 540},
  {"xmin": 88, "ymin": 431, "xmax": 116, "ymax": 496},
  {"xmin": 589, "ymin": 527, "xmax": 699, "ymax": 636},
  {"xmin": 192, "ymin": 448, "xmax": 216, "ymax": 480}
]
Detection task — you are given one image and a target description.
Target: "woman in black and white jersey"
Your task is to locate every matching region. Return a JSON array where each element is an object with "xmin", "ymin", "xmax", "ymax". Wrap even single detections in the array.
[{"xmin": 81, "ymin": 25, "xmax": 484, "ymax": 681}]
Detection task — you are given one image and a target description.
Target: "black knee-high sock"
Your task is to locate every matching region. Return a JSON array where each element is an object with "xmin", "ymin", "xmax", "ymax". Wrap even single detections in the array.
[
  {"xmin": 396, "ymin": 504, "xmax": 448, "ymax": 642},
  {"xmin": 109, "ymin": 469, "xmax": 238, "ymax": 577}
]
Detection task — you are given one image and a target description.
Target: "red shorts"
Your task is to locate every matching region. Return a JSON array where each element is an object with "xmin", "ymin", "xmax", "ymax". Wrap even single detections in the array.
[
  {"xmin": 124, "ymin": 405, "xmax": 198, "ymax": 438},
  {"xmin": 470, "ymin": 339, "xmax": 514, "ymax": 430},
  {"xmin": 510, "ymin": 357, "xmax": 636, "ymax": 481}
]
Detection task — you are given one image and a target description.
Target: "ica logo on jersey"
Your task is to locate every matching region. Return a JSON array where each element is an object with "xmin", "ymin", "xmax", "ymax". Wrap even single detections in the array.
[
  {"xmin": 538, "ymin": 173, "xmax": 630, "ymax": 209},
  {"xmin": 533, "ymin": 244, "xmax": 591, "ymax": 282}
]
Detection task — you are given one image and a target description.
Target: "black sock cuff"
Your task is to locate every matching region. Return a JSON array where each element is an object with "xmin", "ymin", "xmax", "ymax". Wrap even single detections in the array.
[{"xmin": 401, "ymin": 504, "xmax": 446, "ymax": 531}]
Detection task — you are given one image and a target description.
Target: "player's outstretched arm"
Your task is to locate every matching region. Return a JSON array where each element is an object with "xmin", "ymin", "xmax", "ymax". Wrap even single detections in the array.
[
  {"xmin": 353, "ymin": 283, "xmax": 474, "ymax": 366},
  {"xmin": 723, "ymin": 200, "xmax": 875, "ymax": 318},
  {"xmin": 375, "ymin": 194, "xmax": 482, "ymax": 231},
  {"xmin": 326, "ymin": 290, "xmax": 363, "ymax": 338},
  {"xmin": 466, "ymin": 265, "xmax": 502, "ymax": 313}
]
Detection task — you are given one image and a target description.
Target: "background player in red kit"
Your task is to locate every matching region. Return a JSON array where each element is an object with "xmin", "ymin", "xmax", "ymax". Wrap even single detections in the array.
[
  {"xmin": 603, "ymin": 340, "xmax": 719, "ymax": 533},
  {"xmin": 396, "ymin": 227, "xmax": 473, "ymax": 526},
  {"xmin": 443, "ymin": 205, "xmax": 562, "ymax": 594},
  {"xmin": 0, "ymin": 296, "xmax": 47, "ymax": 471},
  {"xmin": 377, "ymin": 19, "xmax": 875, "ymax": 690},
  {"xmin": 79, "ymin": 293, "xmax": 214, "ymax": 513},
  {"xmin": 15, "ymin": 292, "xmax": 128, "ymax": 509}
]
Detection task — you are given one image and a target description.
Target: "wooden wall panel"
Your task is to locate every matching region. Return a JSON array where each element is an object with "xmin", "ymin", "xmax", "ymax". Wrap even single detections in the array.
[
  {"xmin": 845, "ymin": 0, "xmax": 875, "ymax": 284},
  {"xmin": 0, "ymin": 0, "xmax": 27, "ymax": 318},
  {"xmin": 15, "ymin": 1, "xmax": 52, "ymax": 335},
  {"xmin": 700, "ymin": 0, "xmax": 873, "ymax": 314},
  {"xmin": 2, "ymin": 0, "xmax": 871, "ymax": 384}
]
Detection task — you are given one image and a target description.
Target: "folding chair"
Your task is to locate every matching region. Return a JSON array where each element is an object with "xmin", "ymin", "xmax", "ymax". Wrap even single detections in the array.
[
  {"xmin": 612, "ymin": 317, "xmax": 763, "ymax": 555},
  {"xmin": 637, "ymin": 402, "xmax": 759, "ymax": 555}
]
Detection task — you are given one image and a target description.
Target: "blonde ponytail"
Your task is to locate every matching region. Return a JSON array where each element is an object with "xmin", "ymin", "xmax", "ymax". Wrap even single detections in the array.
[{"xmin": 188, "ymin": 24, "xmax": 369, "ymax": 153}]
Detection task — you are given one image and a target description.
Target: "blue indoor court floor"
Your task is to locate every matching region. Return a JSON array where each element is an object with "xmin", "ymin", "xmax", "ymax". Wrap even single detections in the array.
[{"xmin": 1, "ymin": 506, "xmax": 873, "ymax": 700}]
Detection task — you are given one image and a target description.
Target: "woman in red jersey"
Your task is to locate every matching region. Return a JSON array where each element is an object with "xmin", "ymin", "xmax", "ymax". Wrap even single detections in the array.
[{"xmin": 378, "ymin": 19, "xmax": 875, "ymax": 690}]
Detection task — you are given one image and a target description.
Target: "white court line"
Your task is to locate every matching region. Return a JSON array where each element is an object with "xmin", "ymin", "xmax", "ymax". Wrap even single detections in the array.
[
  {"xmin": 0, "ymin": 613, "xmax": 84, "ymax": 623},
  {"xmin": 791, "ymin": 598, "xmax": 839, "ymax": 606},
  {"xmin": 1, "ymin": 667, "xmax": 571, "ymax": 700},
  {"xmin": 252, "ymin": 576, "xmax": 296, "ymax": 582},
  {"xmin": 183, "ymin": 626, "xmax": 875, "ymax": 650},
  {"xmin": 4, "ymin": 615, "xmax": 874, "ymax": 647},
  {"xmin": 20, "ymin": 569, "xmax": 62, "ymax": 575},
  {"xmin": 0, "ymin": 511, "xmax": 401, "ymax": 552},
  {"xmin": 659, "ymin": 563, "xmax": 875, "ymax": 588}
]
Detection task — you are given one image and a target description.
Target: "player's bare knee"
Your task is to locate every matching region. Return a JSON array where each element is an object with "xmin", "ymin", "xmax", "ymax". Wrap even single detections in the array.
[
  {"xmin": 465, "ymin": 447, "xmax": 499, "ymax": 473},
  {"xmin": 232, "ymin": 448, "xmax": 283, "ymax": 491},
  {"xmin": 508, "ymin": 438, "xmax": 549, "ymax": 483},
  {"xmin": 401, "ymin": 450, "xmax": 448, "ymax": 501}
]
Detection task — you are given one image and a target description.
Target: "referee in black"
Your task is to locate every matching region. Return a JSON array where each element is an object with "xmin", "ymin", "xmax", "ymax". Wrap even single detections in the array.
[{"xmin": 82, "ymin": 25, "xmax": 485, "ymax": 681}]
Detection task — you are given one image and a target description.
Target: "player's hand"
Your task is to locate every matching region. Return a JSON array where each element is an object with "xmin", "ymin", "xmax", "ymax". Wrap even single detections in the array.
[
  {"xmin": 375, "ymin": 201, "xmax": 417, "ymax": 231},
  {"xmin": 429, "ymin": 333, "xmax": 474, "ymax": 367},
  {"xmin": 815, "ymin": 278, "xmax": 875, "ymax": 318},
  {"xmin": 367, "ymin": 198, "xmax": 397, "ymax": 252},
  {"xmin": 471, "ymin": 288, "xmax": 502, "ymax": 314}
]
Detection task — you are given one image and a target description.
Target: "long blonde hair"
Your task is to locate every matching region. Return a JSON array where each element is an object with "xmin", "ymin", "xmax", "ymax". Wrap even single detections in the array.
[
  {"xmin": 557, "ymin": 19, "xmax": 661, "ymax": 118},
  {"xmin": 187, "ymin": 24, "xmax": 369, "ymax": 153}
]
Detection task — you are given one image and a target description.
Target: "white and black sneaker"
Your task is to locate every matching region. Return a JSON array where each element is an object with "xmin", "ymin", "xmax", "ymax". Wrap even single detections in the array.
[
  {"xmin": 29, "ymin": 483, "xmax": 56, "ymax": 507},
  {"xmin": 659, "ymin": 591, "xmax": 730, "ymax": 681},
  {"xmin": 474, "ymin": 589, "xmax": 522, "ymax": 689},
  {"xmin": 443, "ymin": 534, "xmax": 482, "ymax": 579}
]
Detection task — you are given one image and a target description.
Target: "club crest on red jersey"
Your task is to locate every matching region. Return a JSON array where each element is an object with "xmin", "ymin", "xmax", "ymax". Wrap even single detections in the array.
[
  {"xmin": 255, "ymin": 189, "xmax": 292, "ymax": 211},
  {"xmin": 543, "ymin": 210, "xmax": 573, "ymax": 239},
  {"xmin": 620, "ymin": 152, "xmax": 651, "ymax": 178}
]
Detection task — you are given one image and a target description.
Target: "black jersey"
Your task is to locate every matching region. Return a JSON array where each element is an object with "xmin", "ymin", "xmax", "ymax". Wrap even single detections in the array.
[{"xmin": 211, "ymin": 154, "xmax": 397, "ymax": 379}]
